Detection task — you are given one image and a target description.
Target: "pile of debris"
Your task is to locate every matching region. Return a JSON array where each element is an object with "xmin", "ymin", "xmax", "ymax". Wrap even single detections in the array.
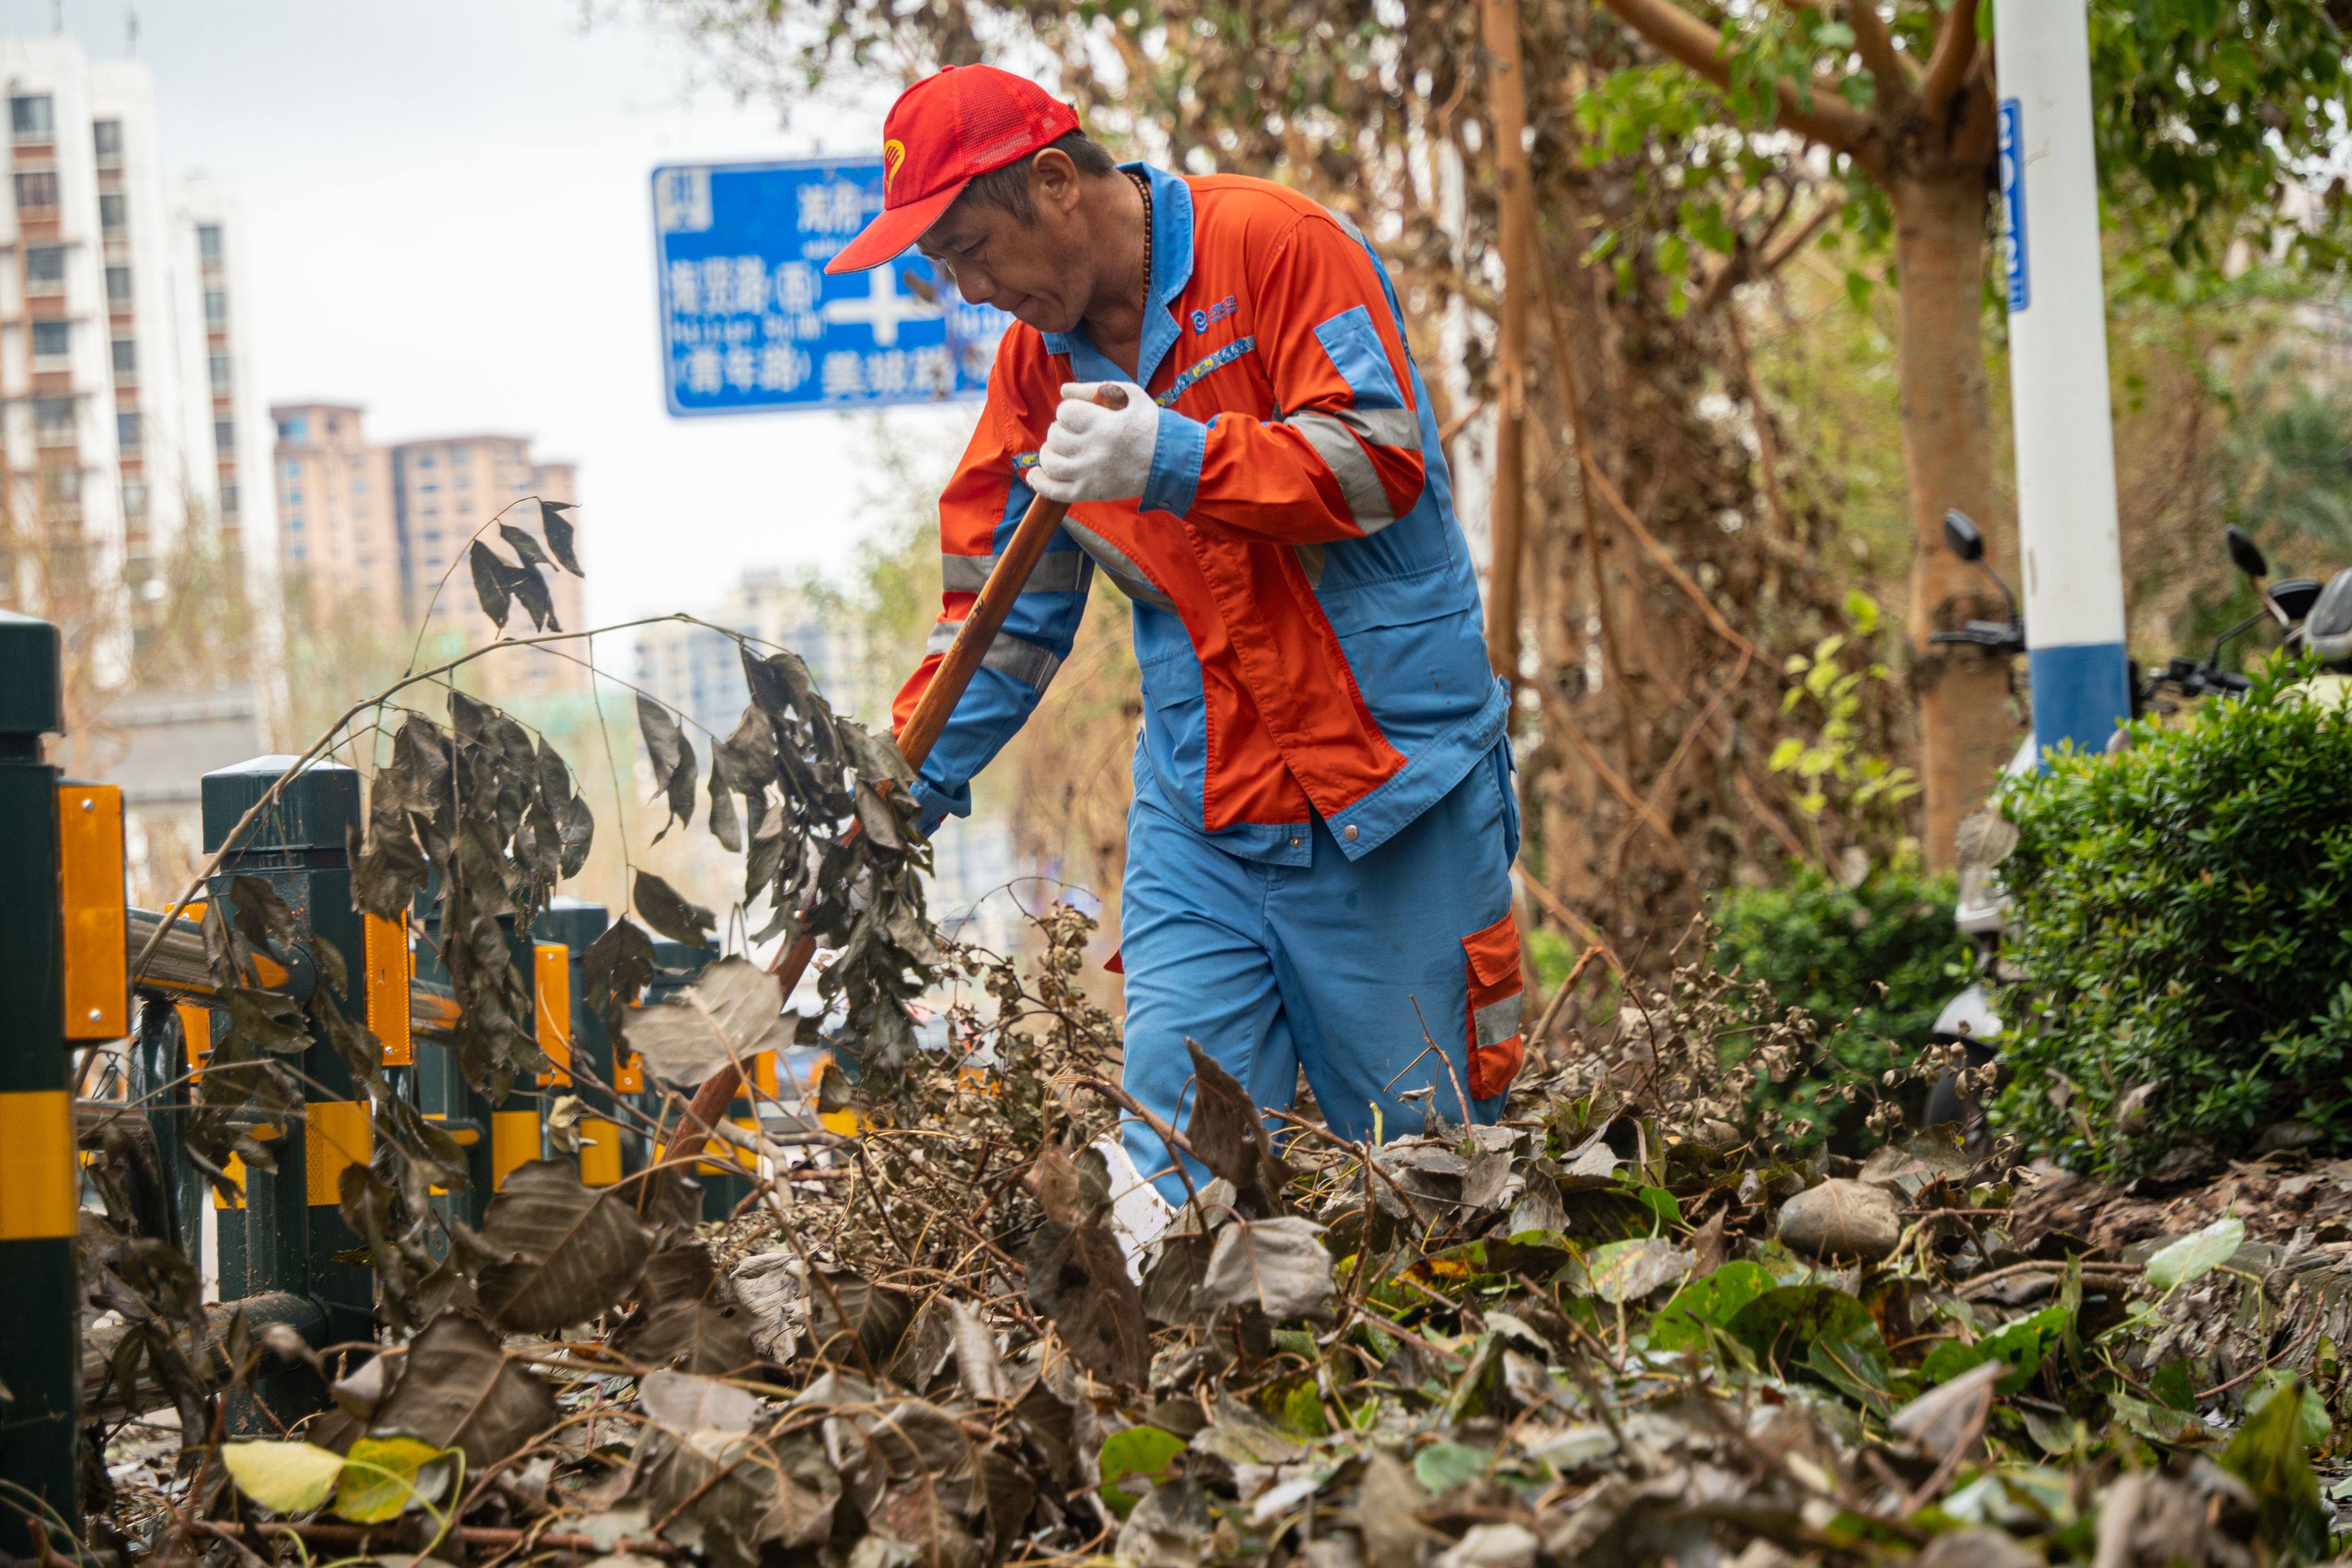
[{"xmin": 100, "ymin": 933, "xmax": 2352, "ymax": 1568}]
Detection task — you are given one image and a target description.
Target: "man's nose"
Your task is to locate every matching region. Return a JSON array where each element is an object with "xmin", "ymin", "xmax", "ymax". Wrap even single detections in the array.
[{"xmin": 953, "ymin": 267, "xmax": 996, "ymax": 306}]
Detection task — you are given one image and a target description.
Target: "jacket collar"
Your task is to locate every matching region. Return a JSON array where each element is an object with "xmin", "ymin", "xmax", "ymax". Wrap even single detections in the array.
[{"xmin": 1039, "ymin": 162, "xmax": 1194, "ymax": 390}]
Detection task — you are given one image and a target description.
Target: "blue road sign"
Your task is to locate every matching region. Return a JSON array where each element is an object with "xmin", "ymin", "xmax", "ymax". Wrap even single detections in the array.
[
  {"xmin": 651, "ymin": 156, "xmax": 1011, "ymax": 416},
  {"xmin": 1998, "ymin": 99, "xmax": 2029, "ymax": 313}
]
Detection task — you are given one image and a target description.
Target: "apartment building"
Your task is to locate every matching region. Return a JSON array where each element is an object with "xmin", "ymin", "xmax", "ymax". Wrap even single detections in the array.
[
  {"xmin": 174, "ymin": 174, "xmax": 266, "ymax": 574},
  {"xmin": 0, "ymin": 37, "xmax": 268, "ymax": 648},
  {"xmin": 271, "ymin": 402, "xmax": 394, "ymax": 597},
  {"xmin": 273, "ymin": 403, "xmax": 586, "ymax": 693}
]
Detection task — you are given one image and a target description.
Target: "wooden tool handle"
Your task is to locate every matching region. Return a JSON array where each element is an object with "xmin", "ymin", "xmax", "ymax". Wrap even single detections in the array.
[
  {"xmin": 665, "ymin": 384, "xmax": 1130, "ymax": 1168},
  {"xmin": 894, "ymin": 381, "xmax": 1128, "ymax": 769}
]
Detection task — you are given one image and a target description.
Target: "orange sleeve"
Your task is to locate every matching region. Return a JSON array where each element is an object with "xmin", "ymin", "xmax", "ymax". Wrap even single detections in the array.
[{"xmin": 1141, "ymin": 211, "xmax": 1427, "ymax": 545}]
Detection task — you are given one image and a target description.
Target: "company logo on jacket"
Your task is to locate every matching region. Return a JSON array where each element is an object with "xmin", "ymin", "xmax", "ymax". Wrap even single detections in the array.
[{"xmin": 1190, "ymin": 295, "xmax": 1239, "ymax": 334}]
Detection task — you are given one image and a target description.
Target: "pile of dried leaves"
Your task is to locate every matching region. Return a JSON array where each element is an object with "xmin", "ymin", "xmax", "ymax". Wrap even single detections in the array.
[
  {"xmin": 92, "ymin": 921, "xmax": 2352, "ymax": 1568},
  {"xmin": 86, "ymin": 518, "xmax": 2352, "ymax": 1567}
]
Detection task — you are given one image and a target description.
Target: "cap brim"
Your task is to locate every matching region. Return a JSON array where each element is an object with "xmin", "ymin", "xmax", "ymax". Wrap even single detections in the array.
[{"xmin": 823, "ymin": 182, "xmax": 966, "ymax": 275}]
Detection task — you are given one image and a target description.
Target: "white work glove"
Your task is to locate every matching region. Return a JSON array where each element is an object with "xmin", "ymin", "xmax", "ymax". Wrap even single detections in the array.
[{"xmin": 1030, "ymin": 381, "xmax": 1157, "ymax": 505}]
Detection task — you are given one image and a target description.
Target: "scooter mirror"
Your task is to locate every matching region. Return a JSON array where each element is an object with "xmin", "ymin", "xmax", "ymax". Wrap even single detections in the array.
[
  {"xmin": 2271, "ymin": 577, "xmax": 2323, "ymax": 622},
  {"xmin": 1943, "ymin": 510, "xmax": 1984, "ymax": 563},
  {"xmin": 2226, "ymin": 524, "xmax": 2269, "ymax": 580}
]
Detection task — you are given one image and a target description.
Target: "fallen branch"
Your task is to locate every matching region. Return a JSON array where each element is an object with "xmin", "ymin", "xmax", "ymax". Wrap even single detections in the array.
[
  {"xmin": 1530, "ymin": 944, "xmax": 1607, "ymax": 1047},
  {"xmin": 1955, "ymin": 1258, "xmax": 2141, "ymax": 1300}
]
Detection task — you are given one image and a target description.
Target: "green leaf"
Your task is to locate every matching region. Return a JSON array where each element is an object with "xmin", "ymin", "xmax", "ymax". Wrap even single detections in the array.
[
  {"xmin": 1099, "ymin": 1426, "xmax": 1187, "ymax": 1498},
  {"xmin": 1413, "ymin": 1441, "xmax": 1492, "ymax": 1494},
  {"xmin": 1919, "ymin": 1303, "xmax": 2070, "ymax": 1393},
  {"xmin": 333, "ymin": 1434, "xmax": 456, "ymax": 1524},
  {"xmin": 1631, "ymin": 1184, "xmax": 1680, "ymax": 1230},
  {"xmin": 1726, "ymin": 1285, "xmax": 1893, "ymax": 1405},
  {"xmin": 1652, "ymin": 1260, "xmax": 1776, "ymax": 1352},
  {"xmin": 2145, "ymin": 1216, "xmax": 2244, "ymax": 1291},
  {"xmin": 2223, "ymin": 1374, "xmax": 2331, "ymax": 1559},
  {"xmin": 2246, "ymin": 1368, "xmax": 2333, "ymax": 1449},
  {"xmin": 222, "ymin": 1440, "xmax": 345, "ymax": 1514},
  {"xmin": 1842, "ymin": 589, "xmax": 1879, "ymax": 636}
]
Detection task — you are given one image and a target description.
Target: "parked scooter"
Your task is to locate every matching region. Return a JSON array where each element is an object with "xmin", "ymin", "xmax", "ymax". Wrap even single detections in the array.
[{"xmin": 1917, "ymin": 518, "xmax": 2325, "ymax": 1133}]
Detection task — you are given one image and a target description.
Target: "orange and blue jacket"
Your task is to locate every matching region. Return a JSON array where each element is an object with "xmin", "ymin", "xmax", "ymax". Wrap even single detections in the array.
[{"xmin": 893, "ymin": 162, "xmax": 1507, "ymax": 865}]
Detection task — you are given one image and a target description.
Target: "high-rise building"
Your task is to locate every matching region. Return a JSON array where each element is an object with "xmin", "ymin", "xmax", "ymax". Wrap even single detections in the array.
[
  {"xmin": 272, "ymin": 403, "xmax": 586, "ymax": 693},
  {"xmin": 270, "ymin": 402, "xmax": 394, "ymax": 599},
  {"xmin": 174, "ymin": 174, "xmax": 266, "ymax": 575},
  {"xmin": 0, "ymin": 37, "xmax": 270, "ymax": 648}
]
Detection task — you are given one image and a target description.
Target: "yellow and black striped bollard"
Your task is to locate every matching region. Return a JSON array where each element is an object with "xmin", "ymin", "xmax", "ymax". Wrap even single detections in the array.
[{"xmin": 0, "ymin": 612, "xmax": 85, "ymax": 1555}]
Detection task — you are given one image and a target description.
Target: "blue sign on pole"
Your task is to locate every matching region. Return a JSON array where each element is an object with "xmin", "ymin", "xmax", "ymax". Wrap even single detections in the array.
[
  {"xmin": 1998, "ymin": 99, "xmax": 2029, "ymax": 313},
  {"xmin": 651, "ymin": 156, "xmax": 1011, "ymax": 416}
]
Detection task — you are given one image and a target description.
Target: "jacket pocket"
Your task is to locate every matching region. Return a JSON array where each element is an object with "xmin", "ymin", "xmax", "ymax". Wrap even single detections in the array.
[{"xmin": 1461, "ymin": 910, "xmax": 1525, "ymax": 1102}]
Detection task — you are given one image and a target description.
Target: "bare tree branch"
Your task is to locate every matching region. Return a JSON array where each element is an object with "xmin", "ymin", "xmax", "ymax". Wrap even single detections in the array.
[
  {"xmin": 1761, "ymin": 190, "xmax": 1848, "ymax": 272},
  {"xmin": 1600, "ymin": 0, "xmax": 1876, "ymax": 160},
  {"xmin": 1919, "ymin": 0, "xmax": 1982, "ymax": 125},
  {"xmin": 1846, "ymin": 1, "xmax": 1915, "ymax": 104}
]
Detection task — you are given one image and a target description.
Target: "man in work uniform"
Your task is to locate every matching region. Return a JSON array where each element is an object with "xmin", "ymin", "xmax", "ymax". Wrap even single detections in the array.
[{"xmin": 825, "ymin": 64, "xmax": 1524, "ymax": 1210}]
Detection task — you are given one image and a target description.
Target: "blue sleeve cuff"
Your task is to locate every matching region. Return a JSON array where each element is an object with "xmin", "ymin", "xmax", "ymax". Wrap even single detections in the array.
[
  {"xmin": 1141, "ymin": 406, "xmax": 1207, "ymax": 517},
  {"xmin": 915, "ymin": 775, "xmax": 969, "ymax": 837}
]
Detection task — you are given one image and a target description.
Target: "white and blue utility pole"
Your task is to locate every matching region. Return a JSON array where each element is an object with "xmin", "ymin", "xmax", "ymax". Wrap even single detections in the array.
[{"xmin": 1993, "ymin": 0, "xmax": 2132, "ymax": 755}]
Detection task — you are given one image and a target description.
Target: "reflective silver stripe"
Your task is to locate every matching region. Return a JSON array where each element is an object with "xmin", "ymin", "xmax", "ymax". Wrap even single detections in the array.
[
  {"xmin": 941, "ymin": 550, "xmax": 1089, "ymax": 595},
  {"xmin": 1062, "ymin": 519, "xmax": 1177, "ymax": 611},
  {"xmin": 1294, "ymin": 542, "xmax": 1326, "ymax": 589},
  {"xmin": 1286, "ymin": 409, "xmax": 1397, "ymax": 534},
  {"xmin": 1325, "ymin": 403, "xmax": 1422, "ymax": 450},
  {"xmin": 1474, "ymin": 991, "xmax": 1524, "ymax": 1050},
  {"xmin": 979, "ymin": 632, "xmax": 1062, "ymax": 690},
  {"xmin": 924, "ymin": 619, "xmax": 1062, "ymax": 691}
]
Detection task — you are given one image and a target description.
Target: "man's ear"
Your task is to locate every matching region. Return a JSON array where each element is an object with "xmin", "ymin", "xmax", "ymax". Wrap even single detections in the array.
[{"xmin": 1030, "ymin": 147, "xmax": 1084, "ymax": 218}]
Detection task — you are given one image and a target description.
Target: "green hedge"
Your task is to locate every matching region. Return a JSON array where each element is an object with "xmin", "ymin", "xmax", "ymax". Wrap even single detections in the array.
[
  {"xmin": 1992, "ymin": 659, "xmax": 2352, "ymax": 1177},
  {"xmin": 1710, "ymin": 861, "xmax": 1969, "ymax": 1149}
]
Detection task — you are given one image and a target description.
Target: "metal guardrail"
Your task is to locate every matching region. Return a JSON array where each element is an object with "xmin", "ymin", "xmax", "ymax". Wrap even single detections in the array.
[
  {"xmin": 124, "ymin": 905, "xmax": 461, "ymax": 1033},
  {"xmin": 0, "ymin": 606, "xmax": 771, "ymax": 1549}
]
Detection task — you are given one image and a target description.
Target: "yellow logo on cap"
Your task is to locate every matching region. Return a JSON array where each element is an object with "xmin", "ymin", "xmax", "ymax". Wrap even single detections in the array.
[{"xmin": 883, "ymin": 139, "xmax": 907, "ymax": 194}]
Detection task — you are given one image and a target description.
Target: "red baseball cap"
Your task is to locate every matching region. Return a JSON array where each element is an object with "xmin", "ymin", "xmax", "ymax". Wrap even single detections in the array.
[{"xmin": 824, "ymin": 65, "xmax": 1081, "ymax": 275}]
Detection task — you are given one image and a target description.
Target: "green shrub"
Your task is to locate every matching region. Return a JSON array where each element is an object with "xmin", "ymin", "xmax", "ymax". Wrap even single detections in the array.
[
  {"xmin": 1991, "ymin": 659, "xmax": 2352, "ymax": 1177},
  {"xmin": 1709, "ymin": 860, "xmax": 1968, "ymax": 1149}
]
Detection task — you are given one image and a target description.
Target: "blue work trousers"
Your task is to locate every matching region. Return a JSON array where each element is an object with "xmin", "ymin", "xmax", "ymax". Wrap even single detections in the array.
[{"xmin": 1118, "ymin": 740, "xmax": 1526, "ymax": 1204}]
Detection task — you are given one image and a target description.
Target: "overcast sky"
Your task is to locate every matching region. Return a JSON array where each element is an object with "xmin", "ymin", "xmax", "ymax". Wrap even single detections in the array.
[{"xmin": 7, "ymin": 0, "xmax": 975, "ymax": 625}]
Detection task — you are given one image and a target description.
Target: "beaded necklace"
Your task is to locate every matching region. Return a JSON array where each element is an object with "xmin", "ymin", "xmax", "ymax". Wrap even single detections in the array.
[{"xmin": 1127, "ymin": 169, "xmax": 1154, "ymax": 373}]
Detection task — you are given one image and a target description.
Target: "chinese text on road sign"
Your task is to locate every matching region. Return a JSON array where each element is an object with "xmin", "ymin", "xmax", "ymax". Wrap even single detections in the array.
[{"xmin": 651, "ymin": 157, "xmax": 1011, "ymax": 416}]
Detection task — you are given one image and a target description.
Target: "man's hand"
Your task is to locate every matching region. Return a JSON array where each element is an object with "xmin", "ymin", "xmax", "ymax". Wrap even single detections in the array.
[{"xmin": 1030, "ymin": 381, "xmax": 1157, "ymax": 505}]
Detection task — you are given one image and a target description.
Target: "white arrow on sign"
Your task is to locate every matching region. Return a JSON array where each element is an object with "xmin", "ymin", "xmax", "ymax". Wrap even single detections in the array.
[{"xmin": 821, "ymin": 262, "xmax": 943, "ymax": 348}]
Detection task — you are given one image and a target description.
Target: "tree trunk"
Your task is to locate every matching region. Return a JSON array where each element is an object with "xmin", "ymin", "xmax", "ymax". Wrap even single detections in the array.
[
  {"xmin": 1482, "ymin": 0, "xmax": 1529, "ymax": 691},
  {"xmin": 1891, "ymin": 170, "xmax": 2018, "ymax": 870}
]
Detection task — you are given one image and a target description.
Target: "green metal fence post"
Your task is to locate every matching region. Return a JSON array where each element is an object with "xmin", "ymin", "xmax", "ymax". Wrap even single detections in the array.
[
  {"xmin": 0, "ymin": 612, "xmax": 83, "ymax": 1555},
  {"xmin": 410, "ymin": 904, "xmax": 556, "ymax": 1223},
  {"xmin": 201, "ymin": 757, "xmax": 375, "ymax": 1357}
]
